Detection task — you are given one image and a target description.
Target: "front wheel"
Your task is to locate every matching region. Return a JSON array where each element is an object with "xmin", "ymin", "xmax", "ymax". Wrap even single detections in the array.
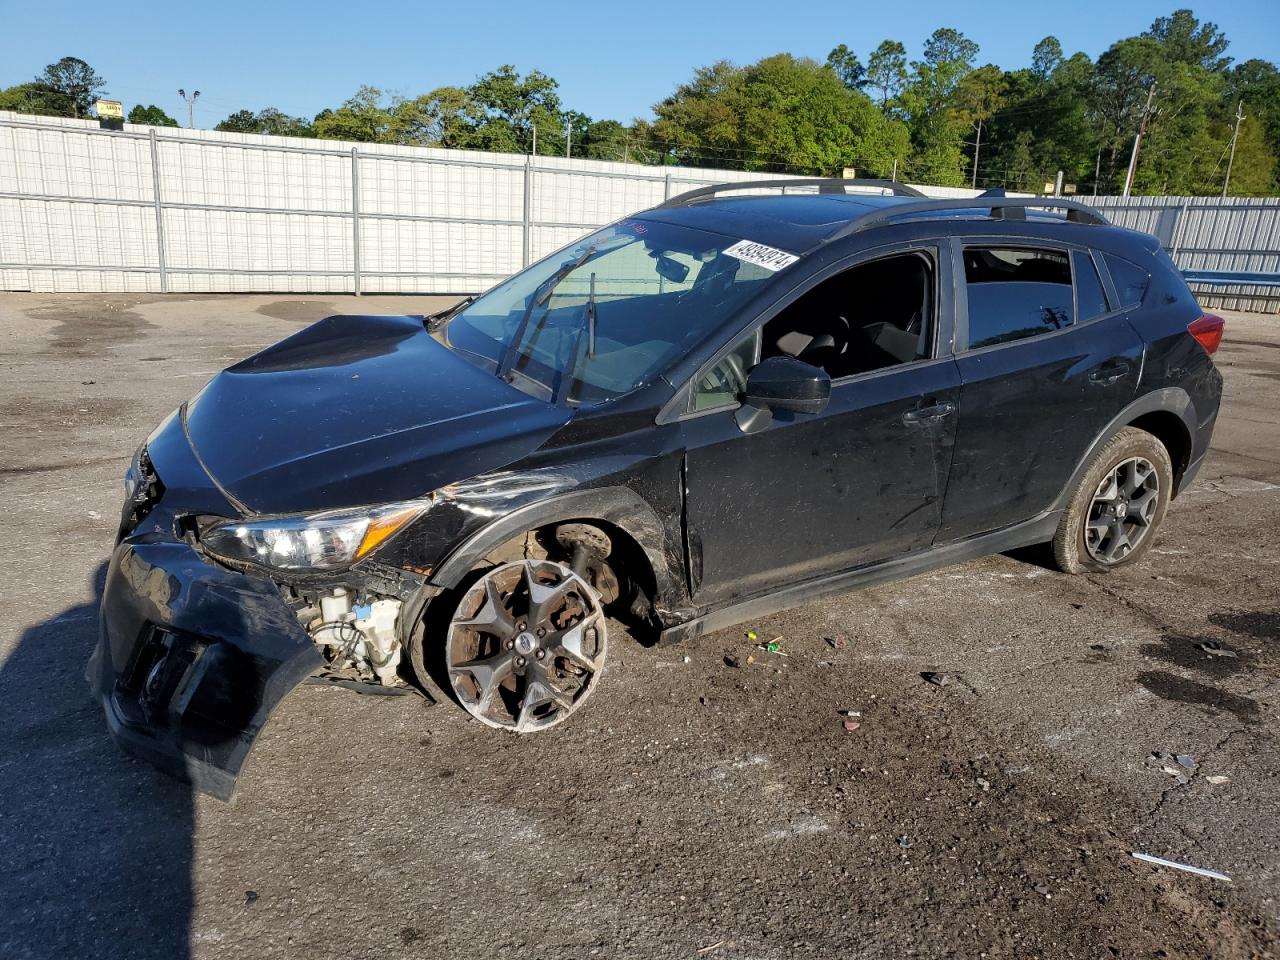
[
  {"xmin": 442, "ymin": 559, "xmax": 607, "ymax": 732},
  {"xmin": 1051, "ymin": 427, "xmax": 1174, "ymax": 574}
]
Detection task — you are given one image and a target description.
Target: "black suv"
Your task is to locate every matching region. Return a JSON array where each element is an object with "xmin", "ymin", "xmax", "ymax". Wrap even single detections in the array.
[{"xmin": 90, "ymin": 179, "xmax": 1224, "ymax": 798}]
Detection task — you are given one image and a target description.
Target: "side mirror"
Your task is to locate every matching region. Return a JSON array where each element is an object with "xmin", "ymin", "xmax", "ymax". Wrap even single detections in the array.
[
  {"xmin": 744, "ymin": 356, "xmax": 831, "ymax": 414},
  {"xmin": 735, "ymin": 356, "xmax": 830, "ymax": 433}
]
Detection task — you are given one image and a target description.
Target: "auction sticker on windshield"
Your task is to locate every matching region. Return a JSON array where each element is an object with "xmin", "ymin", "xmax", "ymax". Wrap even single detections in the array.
[{"xmin": 723, "ymin": 239, "xmax": 799, "ymax": 272}]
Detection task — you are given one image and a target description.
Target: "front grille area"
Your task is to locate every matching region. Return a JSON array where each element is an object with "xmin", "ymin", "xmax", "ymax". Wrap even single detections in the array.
[{"xmin": 117, "ymin": 625, "xmax": 208, "ymax": 727}]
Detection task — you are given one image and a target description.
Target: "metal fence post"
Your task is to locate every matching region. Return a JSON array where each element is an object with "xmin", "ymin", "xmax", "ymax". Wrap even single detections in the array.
[
  {"xmin": 1170, "ymin": 198, "xmax": 1191, "ymax": 266},
  {"xmin": 148, "ymin": 128, "xmax": 168, "ymax": 293},
  {"xmin": 663, "ymin": 172, "xmax": 672, "ymax": 201},
  {"xmin": 351, "ymin": 147, "xmax": 361, "ymax": 296},
  {"xmin": 522, "ymin": 156, "xmax": 533, "ymax": 268}
]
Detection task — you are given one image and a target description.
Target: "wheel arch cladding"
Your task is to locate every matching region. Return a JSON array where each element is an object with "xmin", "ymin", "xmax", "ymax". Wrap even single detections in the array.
[
  {"xmin": 1055, "ymin": 387, "xmax": 1197, "ymax": 510},
  {"xmin": 1125, "ymin": 409, "xmax": 1192, "ymax": 489},
  {"xmin": 428, "ymin": 487, "xmax": 680, "ymax": 606}
]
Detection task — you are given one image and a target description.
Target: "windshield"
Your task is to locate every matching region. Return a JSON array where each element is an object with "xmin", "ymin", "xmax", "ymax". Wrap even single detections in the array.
[{"xmin": 441, "ymin": 218, "xmax": 780, "ymax": 403}]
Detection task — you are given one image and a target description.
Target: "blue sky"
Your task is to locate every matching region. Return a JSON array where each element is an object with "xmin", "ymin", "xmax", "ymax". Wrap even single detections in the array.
[{"xmin": 3, "ymin": 0, "xmax": 1277, "ymax": 126}]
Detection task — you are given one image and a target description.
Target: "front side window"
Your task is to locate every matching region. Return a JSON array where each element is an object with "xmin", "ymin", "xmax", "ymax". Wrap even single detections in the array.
[
  {"xmin": 964, "ymin": 247, "xmax": 1073, "ymax": 349},
  {"xmin": 440, "ymin": 219, "xmax": 778, "ymax": 404},
  {"xmin": 759, "ymin": 251, "xmax": 934, "ymax": 379}
]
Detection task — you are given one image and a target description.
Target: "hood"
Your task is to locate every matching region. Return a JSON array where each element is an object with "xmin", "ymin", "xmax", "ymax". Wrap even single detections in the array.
[{"xmin": 183, "ymin": 314, "xmax": 572, "ymax": 515}]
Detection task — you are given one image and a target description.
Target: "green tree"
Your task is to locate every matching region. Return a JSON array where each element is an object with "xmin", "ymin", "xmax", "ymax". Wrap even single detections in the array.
[
  {"xmin": 384, "ymin": 87, "xmax": 474, "ymax": 147},
  {"xmin": 311, "ymin": 86, "xmax": 392, "ymax": 142},
  {"xmin": 825, "ymin": 44, "xmax": 865, "ymax": 90},
  {"xmin": 1031, "ymin": 37, "xmax": 1064, "ymax": 81},
  {"xmin": 33, "ymin": 56, "xmax": 106, "ymax": 118},
  {"xmin": 0, "ymin": 82, "xmax": 67, "ymax": 116},
  {"xmin": 215, "ymin": 110, "xmax": 259, "ymax": 133},
  {"xmin": 127, "ymin": 104, "xmax": 178, "ymax": 127},
  {"xmin": 865, "ymin": 40, "xmax": 908, "ymax": 108},
  {"xmin": 652, "ymin": 54, "xmax": 905, "ymax": 175},
  {"xmin": 215, "ymin": 107, "xmax": 312, "ymax": 137},
  {"xmin": 900, "ymin": 28, "xmax": 980, "ymax": 185},
  {"xmin": 1144, "ymin": 9, "xmax": 1231, "ymax": 72},
  {"xmin": 466, "ymin": 65, "xmax": 566, "ymax": 154}
]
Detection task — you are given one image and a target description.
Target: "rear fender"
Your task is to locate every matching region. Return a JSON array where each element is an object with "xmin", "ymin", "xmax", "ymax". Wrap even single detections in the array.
[{"xmin": 1052, "ymin": 387, "xmax": 1197, "ymax": 510}]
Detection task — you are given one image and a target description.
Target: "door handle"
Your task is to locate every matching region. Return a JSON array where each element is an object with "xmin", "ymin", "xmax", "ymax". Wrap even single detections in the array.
[
  {"xmin": 902, "ymin": 400, "xmax": 955, "ymax": 424},
  {"xmin": 1088, "ymin": 362, "xmax": 1131, "ymax": 385}
]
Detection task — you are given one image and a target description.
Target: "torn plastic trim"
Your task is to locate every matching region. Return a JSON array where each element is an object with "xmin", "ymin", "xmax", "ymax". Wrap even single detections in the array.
[{"xmin": 90, "ymin": 538, "xmax": 325, "ymax": 802}]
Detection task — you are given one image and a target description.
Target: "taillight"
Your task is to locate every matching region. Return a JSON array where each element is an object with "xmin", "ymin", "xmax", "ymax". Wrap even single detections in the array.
[{"xmin": 1188, "ymin": 313, "xmax": 1225, "ymax": 355}]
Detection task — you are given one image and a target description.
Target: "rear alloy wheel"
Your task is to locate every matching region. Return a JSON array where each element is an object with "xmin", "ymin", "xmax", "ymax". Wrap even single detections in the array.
[
  {"xmin": 1084, "ymin": 456, "xmax": 1160, "ymax": 563},
  {"xmin": 1051, "ymin": 426, "xmax": 1174, "ymax": 574},
  {"xmin": 445, "ymin": 559, "xmax": 606, "ymax": 732}
]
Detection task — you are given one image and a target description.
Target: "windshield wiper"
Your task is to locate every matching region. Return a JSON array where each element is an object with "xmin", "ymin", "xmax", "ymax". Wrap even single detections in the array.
[
  {"xmin": 557, "ymin": 271, "xmax": 599, "ymax": 405},
  {"xmin": 425, "ymin": 295, "xmax": 475, "ymax": 332},
  {"xmin": 497, "ymin": 246, "xmax": 596, "ymax": 382}
]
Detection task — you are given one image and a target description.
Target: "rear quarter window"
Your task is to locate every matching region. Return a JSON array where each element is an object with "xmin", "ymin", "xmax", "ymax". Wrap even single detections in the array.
[
  {"xmin": 1103, "ymin": 253, "xmax": 1151, "ymax": 308},
  {"xmin": 1074, "ymin": 251, "xmax": 1110, "ymax": 322}
]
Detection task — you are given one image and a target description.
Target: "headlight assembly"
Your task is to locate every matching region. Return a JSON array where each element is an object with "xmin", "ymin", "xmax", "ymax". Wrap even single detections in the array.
[{"xmin": 200, "ymin": 501, "xmax": 427, "ymax": 572}]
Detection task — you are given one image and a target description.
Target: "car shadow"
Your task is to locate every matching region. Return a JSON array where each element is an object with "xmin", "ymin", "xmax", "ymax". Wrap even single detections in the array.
[{"xmin": 0, "ymin": 562, "xmax": 193, "ymax": 960}]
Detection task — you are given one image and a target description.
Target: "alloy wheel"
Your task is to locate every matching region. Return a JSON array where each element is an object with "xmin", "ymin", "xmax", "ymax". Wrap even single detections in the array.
[
  {"xmin": 1084, "ymin": 456, "xmax": 1160, "ymax": 564},
  {"xmin": 445, "ymin": 559, "xmax": 606, "ymax": 731}
]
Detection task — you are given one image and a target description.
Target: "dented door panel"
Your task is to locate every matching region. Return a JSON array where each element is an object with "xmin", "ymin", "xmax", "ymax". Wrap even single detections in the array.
[{"xmin": 681, "ymin": 358, "xmax": 961, "ymax": 607}]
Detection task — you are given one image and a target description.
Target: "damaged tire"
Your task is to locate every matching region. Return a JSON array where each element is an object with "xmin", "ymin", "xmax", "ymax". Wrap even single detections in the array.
[
  {"xmin": 1051, "ymin": 427, "xmax": 1173, "ymax": 574},
  {"xmin": 442, "ymin": 559, "xmax": 607, "ymax": 732}
]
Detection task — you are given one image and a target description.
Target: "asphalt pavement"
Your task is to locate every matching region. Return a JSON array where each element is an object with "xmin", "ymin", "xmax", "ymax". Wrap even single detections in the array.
[{"xmin": 0, "ymin": 293, "xmax": 1276, "ymax": 959}]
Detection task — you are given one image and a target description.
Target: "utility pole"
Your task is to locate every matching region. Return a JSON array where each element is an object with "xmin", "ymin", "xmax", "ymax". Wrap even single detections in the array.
[
  {"xmin": 531, "ymin": 125, "xmax": 537, "ymax": 156},
  {"xmin": 1092, "ymin": 149, "xmax": 1101, "ymax": 196},
  {"xmin": 971, "ymin": 117, "xmax": 983, "ymax": 189},
  {"xmin": 1122, "ymin": 81, "xmax": 1157, "ymax": 197},
  {"xmin": 177, "ymin": 88, "xmax": 200, "ymax": 128},
  {"xmin": 565, "ymin": 118, "xmax": 571, "ymax": 159},
  {"xmin": 1223, "ymin": 99, "xmax": 1246, "ymax": 199},
  {"xmin": 891, "ymin": 158, "xmax": 898, "ymax": 182}
]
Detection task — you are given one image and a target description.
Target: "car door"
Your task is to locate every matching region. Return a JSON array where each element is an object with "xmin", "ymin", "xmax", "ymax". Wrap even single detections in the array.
[
  {"xmin": 676, "ymin": 243, "xmax": 961, "ymax": 608},
  {"xmin": 938, "ymin": 240, "xmax": 1144, "ymax": 541}
]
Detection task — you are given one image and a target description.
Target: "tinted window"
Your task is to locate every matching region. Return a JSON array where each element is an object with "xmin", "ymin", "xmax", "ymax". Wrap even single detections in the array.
[
  {"xmin": 964, "ymin": 247, "xmax": 1073, "ymax": 350},
  {"xmin": 1104, "ymin": 254, "xmax": 1151, "ymax": 307},
  {"xmin": 1074, "ymin": 251, "xmax": 1110, "ymax": 321}
]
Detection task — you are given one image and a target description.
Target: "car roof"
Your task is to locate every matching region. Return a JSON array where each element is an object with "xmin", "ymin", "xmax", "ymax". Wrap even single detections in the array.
[
  {"xmin": 638, "ymin": 194, "xmax": 903, "ymax": 253},
  {"xmin": 635, "ymin": 186, "xmax": 1139, "ymax": 257}
]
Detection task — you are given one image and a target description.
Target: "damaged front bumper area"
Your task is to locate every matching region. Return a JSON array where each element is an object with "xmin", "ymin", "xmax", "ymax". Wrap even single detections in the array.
[
  {"xmin": 89, "ymin": 538, "xmax": 323, "ymax": 801},
  {"xmin": 88, "ymin": 412, "xmax": 324, "ymax": 801}
]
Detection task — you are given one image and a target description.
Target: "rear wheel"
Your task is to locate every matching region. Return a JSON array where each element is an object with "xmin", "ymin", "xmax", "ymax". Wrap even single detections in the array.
[
  {"xmin": 1052, "ymin": 427, "xmax": 1173, "ymax": 574},
  {"xmin": 443, "ymin": 559, "xmax": 607, "ymax": 732}
]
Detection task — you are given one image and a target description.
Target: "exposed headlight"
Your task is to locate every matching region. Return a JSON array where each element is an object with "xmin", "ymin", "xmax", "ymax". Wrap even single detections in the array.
[{"xmin": 201, "ymin": 501, "xmax": 427, "ymax": 571}]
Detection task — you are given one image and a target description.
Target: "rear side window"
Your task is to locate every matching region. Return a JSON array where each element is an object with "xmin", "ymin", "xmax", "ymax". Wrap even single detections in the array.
[
  {"xmin": 1103, "ymin": 254, "xmax": 1151, "ymax": 308},
  {"xmin": 1074, "ymin": 251, "xmax": 1111, "ymax": 321},
  {"xmin": 963, "ymin": 247, "xmax": 1074, "ymax": 350}
]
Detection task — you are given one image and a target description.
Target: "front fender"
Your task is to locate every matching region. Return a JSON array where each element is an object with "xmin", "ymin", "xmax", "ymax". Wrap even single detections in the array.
[{"xmin": 428, "ymin": 486, "xmax": 685, "ymax": 609}]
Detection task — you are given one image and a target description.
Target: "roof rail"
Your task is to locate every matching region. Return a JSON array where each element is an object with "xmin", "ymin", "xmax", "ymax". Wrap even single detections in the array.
[
  {"xmin": 827, "ymin": 196, "xmax": 1110, "ymax": 242},
  {"xmin": 660, "ymin": 178, "xmax": 927, "ymax": 208}
]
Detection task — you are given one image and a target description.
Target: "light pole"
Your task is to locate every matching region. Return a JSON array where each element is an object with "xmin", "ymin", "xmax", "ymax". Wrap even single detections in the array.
[{"xmin": 178, "ymin": 88, "xmax": 200, "ymax": 128}]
